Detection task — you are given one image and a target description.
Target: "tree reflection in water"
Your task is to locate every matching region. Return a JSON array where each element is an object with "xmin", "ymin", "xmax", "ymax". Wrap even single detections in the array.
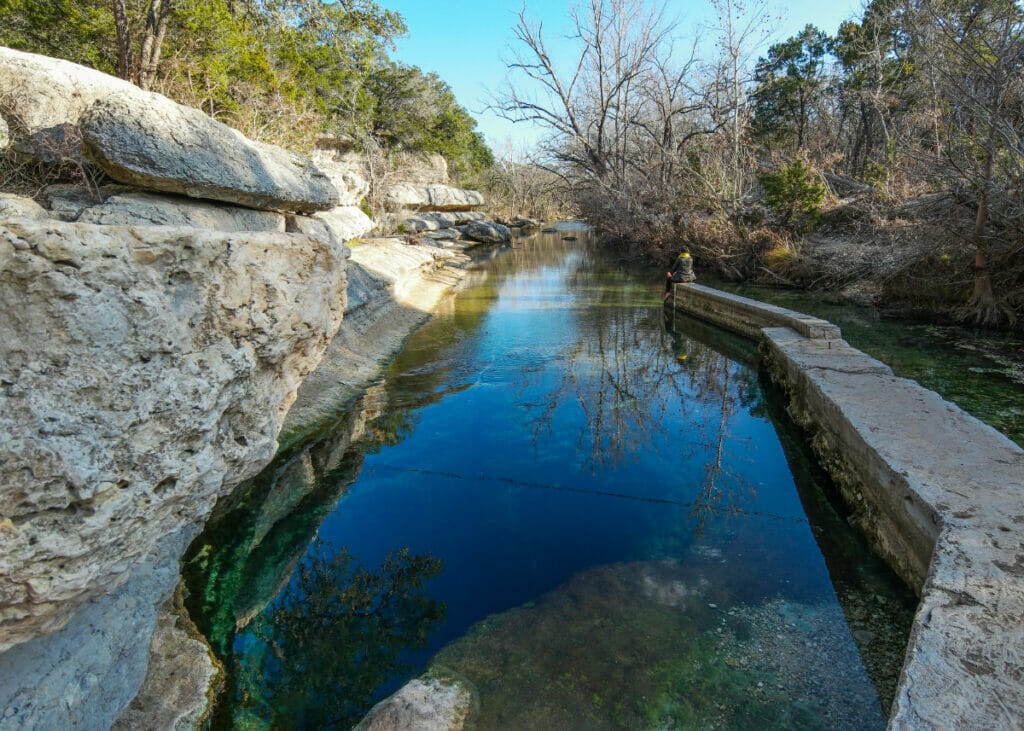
[
  {"xmin": 518, "ymin": 253, "xmax": 764, "ymax": 536},
  {"xmin": 228, "ymin": 541, "xmax": 445, "ymax": 730}
]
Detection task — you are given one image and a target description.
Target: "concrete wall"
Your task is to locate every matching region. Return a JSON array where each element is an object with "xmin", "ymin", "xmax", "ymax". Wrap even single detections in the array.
[{"xmin": 668, "ymin": 282, "xmax": 1024, "ymax": 730}]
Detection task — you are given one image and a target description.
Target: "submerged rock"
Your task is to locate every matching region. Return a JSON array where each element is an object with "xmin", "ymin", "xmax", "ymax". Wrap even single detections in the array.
[
  {"xmin": 355, "ymin": 670, "xmax": 478, "ymax": 731},
  {"xmin": 429, "ymin": 559, "xmax": 888, "ymax": 730},
  {"xmin": 0, "ymin": 218, "xmax": 347, "ymax": 725},
  {"xmin": 111, "ymin": 587, "xmax": 222, "ymax": 731}
]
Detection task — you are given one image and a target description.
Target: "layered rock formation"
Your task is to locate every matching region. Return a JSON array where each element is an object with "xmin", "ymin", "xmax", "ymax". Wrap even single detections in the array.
[
  {"xmin": 0, "ymin": 218, "xmax": 348, "ymax": 727},
  {"xmin": 0, "ymin": 48, "xmax": 352, "ymax": 729},
  {"xmin": 386, "ymin": 182, "xmax": 485, "ymax": 211},
  {"xmin": 0, "ymin": 47, "xmax": 337, "ymax": 213}
]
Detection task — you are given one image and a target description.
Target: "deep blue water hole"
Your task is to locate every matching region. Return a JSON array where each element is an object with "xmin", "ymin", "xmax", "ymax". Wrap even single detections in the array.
[{"xmin": 186, "ymin": 227, "xmax": 916, "ymax": 729}]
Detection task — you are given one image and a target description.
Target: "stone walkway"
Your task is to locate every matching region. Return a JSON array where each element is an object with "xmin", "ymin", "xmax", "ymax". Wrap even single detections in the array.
[{"xmin": 669, "ymin": 283, "xmax": 1024, "ymax": 729}]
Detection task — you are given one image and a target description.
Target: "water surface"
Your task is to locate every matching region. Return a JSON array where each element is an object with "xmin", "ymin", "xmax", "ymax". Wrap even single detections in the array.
[{"xmin": 185, "ymin": 228, "xmax": 915, "ymax": 729}]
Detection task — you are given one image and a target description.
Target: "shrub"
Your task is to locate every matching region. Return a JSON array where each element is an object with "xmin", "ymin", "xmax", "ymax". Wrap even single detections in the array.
[{"xmin": 759, "ymin": 158, "xmax": 826, "ymax": 232}]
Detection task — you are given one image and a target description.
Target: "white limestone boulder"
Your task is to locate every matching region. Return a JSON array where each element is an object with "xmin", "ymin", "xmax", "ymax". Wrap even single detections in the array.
[
  {"xmin": 0, "ymin": 193, "xmax": 47, "ymax": 220},
  {"xmin": 0, "ymin": 46, "xmax": 139, "ymax": 160},
  {"xmin": 355, "ymin": 672, "xmax": 477, "ymax": 731},
  {"xmin": 386, "ymin": 183, "xmax": 484, "ymax": 212},
  {"xmin": 314, "ymin": 205, "xmax": 374, "ymax": 243},
  {"xmin": 0, "ymin": 47, "xmax": 338, "ymax": 212},
  {"xmin": 79, "ymin": 89, "xmax": 338, "ymax": 212},
  {"xmin": 0, "ymin": 113, "xmax": 8, "ymax": 150}
]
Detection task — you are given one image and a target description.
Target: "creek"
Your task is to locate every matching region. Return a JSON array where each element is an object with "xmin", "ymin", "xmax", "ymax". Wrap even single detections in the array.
[{"xmin": 185, "ymin": 226, "xmax": 921, "ymax": 729}]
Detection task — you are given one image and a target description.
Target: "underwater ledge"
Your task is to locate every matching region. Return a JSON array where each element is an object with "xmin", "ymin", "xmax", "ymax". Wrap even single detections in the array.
[{"xmin": 667, "ymin": 282, "xmax": 1024, "ymax": 730}]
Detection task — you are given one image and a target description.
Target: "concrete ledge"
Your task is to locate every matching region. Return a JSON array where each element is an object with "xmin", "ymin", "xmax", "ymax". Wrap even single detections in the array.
[
  {"xmin": 670, "ymin": 283, "xmax": 841, "ymax": 340},
  {"xmin": 668, "ymin": 287, "xmax": 1024, "ymax": 729}
]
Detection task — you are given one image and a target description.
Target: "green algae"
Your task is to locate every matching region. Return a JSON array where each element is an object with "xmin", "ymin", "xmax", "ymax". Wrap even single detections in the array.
[{"xmin": 431, "ymin": 558, "xmax": 889, "ymax": 730}]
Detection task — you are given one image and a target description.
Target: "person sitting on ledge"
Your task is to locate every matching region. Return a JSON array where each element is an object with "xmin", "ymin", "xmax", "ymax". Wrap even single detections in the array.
[{"xmin": 664, "ymin": 248, "xmax": 696, "ymax": 300}]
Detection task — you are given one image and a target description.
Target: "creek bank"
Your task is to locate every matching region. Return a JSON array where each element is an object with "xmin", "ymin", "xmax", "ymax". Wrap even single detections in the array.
[
  {"xmin": 179, "ymin": 233, "xmax": 506, "ymax": 727},
  {"xmin": 667, "ymin": 282, "xmax": 1024, "ymax": 729}
]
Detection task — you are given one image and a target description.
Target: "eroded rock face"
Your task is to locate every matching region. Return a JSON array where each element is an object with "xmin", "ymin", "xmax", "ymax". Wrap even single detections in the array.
[
  {"xmin": 0, "ymin": 114, "xmax": 8, "ymax": 150},
  {"xmin": 311, "ymin": 149, "xmax": 370, "ymax": 207},
  {"xmin": 80, "ymin": 90, "xmax": 338, "ymax": 212},
  {"xmin": 401, "ymin": 211, "xmax": 486, "ymax": 232},
  {"xmin": 0, "ymin": 219, "xmax": 348, "ymax": 656},
  {"xmin": 78, "ymin": 191, "xmax": 286, "ymax": 232}
]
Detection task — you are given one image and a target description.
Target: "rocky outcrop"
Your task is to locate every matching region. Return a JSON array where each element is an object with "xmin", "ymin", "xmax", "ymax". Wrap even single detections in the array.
[
  {"xmin": 354, "ymin": 671, "xmax": 478, "ymax": 731},
  {"xmin": 1, "ymin": 47, "xmax": 336, "ymax": 213},
  {"xmin": 282, "ymin": 238, "xmax": 470, "ymax": 435},
  {"xmin": 386, "ymin": 183, "xmax": 484, "ymax": 212},
  {"xmin": 0, "ymin": 114, "xmax": 8, "ymax": 150},
  {"xmin": 79, "ymin": 89, "xmax": 338, "ymax": 212},
  {"xmin": 78, "ymin": 191, "xmax": 286, "ymax": 231},
  {"xmin": 0, "ymin": 218, "xmax": 348, "ymax": 726},
  {"xmin": 389, "ymin": 152, "xmax": 449, "ymax": 186},
  {"xmin": 460, "ymin": 220, "xmax": 511, "ymax": 244}
]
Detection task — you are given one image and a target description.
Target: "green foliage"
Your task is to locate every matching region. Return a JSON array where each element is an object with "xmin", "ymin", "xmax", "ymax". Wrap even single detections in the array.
[
  {"xmin": 362, "ymin": 62, "xmax": 493, "ymax": 179},
  {"xmin": 759, "ymin": 159, "xmax": 827, "ymax": 232},
  {"xmin": 0, "ymin": 0, "xmax": 493, "ymax": 170},
  {"xmin": 751, "ymin": 25, "xmax": 830, "ymax": 149},
  {"xmin": 0, "ymin": 0, "xmax": 116, "ymax": 72}
]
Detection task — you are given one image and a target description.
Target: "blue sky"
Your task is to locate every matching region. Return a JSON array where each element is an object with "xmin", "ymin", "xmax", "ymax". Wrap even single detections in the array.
[{"xmin": 384, "ymin": 0, "xmax": 865, "ymax": 153}]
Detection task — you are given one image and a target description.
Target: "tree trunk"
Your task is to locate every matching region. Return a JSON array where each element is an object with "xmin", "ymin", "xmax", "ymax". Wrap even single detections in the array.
[
  {"xmin": 112, "ymin": 0, "xmax": 132, "ymax": 81},
  {"xmin": 970, "ymin": 139, "xmax": 995, "ymax": 308},
  {"xmin": 138, "ymin": 0, "xmax": 174, "ymax": 91}
]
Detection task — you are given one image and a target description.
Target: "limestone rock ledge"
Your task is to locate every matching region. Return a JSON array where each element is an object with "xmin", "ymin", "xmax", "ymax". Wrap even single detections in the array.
[
  {"xmin": 281, "ymin": 238, "xmax": 473, "ymax": 439},
  {"xmin": 0, "ymin": 219, "xmax": 348, "ymax": 727}
]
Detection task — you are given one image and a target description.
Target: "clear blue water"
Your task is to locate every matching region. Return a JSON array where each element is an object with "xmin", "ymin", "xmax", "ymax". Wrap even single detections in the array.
[{"xmin": 186, "ymin": 227, "xmax": 915, "ymax": 729}]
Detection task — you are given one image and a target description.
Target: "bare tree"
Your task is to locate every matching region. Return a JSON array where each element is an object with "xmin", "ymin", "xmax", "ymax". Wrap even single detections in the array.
[
  {"xmin": 708, "ymin": 0, "xmax": 775, "ymax": 212},
  {"xmin": 912, "ymin": 0, "xmax": 1024, "ymax": 322},
  {"xmin": 495, "ymin": 0, "xmax": 676, "ymax": 184},
  {"xmin": 111, "ymin": 0, "xmax": 175, "ymax": 90}
]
